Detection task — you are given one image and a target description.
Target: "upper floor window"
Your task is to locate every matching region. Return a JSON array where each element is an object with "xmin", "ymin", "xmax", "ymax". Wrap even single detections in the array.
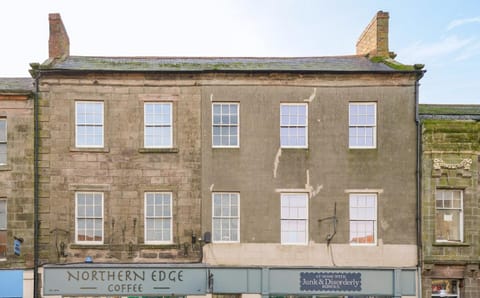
[
  {"xmin": 75, "ymin": 192, "xmax": 103, "ymax": 244},
  {"xmin": 281, "ymin": 193, "xmax": 308, "ymax": 244},
  {"xmin": 144, "ymin": 103, "xmax": 173, "ymax": 148},
  {"xmin": 0, "ymin": 119, "xmax": 6, "ymax": 165},
  {"xmin": 212, "ymin": 192, "xmax": 239, "ymax": 242},
  {"xmin": 0, "ymin": 199, "xmax": 6, "ymax": 259},
  {"xmin": 145, "ymin": 192, "xmax": 172, "ymax": 244},
  {"xmin": 75, "ymin": 101, "xmax": 104, "ymax": 148},
  {"xmin": 280, "ymin": 103, "xmax": 308, "ymax": 148},
  {"xmin": 349, "ymin": 102, "xmax": 376, "ymax": 148},
  {"xmin": 212, "ymin": 103, "xmax": 239, "ymax": 147},
  {"xmin": 349, "ymin": 193, "xmax": 377, "ymax": 245},
  {"xmin": 435, "ymin": 189, "xmax": 463, "ymax": 243}
]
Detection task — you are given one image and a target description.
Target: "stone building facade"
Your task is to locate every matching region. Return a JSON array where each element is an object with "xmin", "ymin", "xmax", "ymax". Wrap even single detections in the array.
[
  {"xmin": 199, "ymin": 11, "xmax": 423, "ymax": 298},
  {"xmin": 30, "ymin": 11, "xmax": 424, "ymax": 298},
  {"xmin": 0, "ymin": 78, "xmax": 35, "ymax": 297},
  {"xmin": 420, "ymin": 105, "xmax": 480, "ymax": 298},
  {"xmin": 34, "ymin": 13, "xmax": 203, "ymax": 297}
]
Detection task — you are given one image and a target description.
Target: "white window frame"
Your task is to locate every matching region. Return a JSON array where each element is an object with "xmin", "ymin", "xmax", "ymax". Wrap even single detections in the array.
[
  {"xmin": 144, "ymin": 102, "xmax": 173, "ymax": 148},
  {"xmin": 75, "ymin": 101, "xmax": 104, "ymax": 148},
  {"xmin": 349, "ymin": 102, "xmax": 377, "ymax": 149},
  {"xmin": 75, "ymin": 192, "xmax": 104, "ymax": 244},
  {"xmin": 435, "ymin": 189, "xmax": 463, "ymax": 243},
  {"xmin": 0, "ymin": 119, "xmax": 6, "ymax": 165},
  {"xmin": 280, "ymin": 103, "xmax": 308, "ymax": 148},
  {"xmin": 280, "ymin": 193, "xmax": 308, "ymax": 245},
  {"xmin": 144, "ymin": 192, "xmax": 173, "ymax": 244},
  {"xmin": 349, "ymin": 193, "xmax": 377, "ymax": 245},
  {"xmin": 212, "ymin": 192, "xmax": 240, "ymax": 243},
  {"xmin": 212, "ymin": 103, "xmax": 239, "ymax": 148},
  {"xmin": 0, "ymin": 199, "xmax": 6, "ymax": 260}
]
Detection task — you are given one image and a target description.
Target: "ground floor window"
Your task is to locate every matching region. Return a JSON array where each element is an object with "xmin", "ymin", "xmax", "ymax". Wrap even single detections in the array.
[
  {"xmin": 0, "ymin": 199, "xmax": 6, "ymax": 259},
  {"xmin": 432, "ymin": 279, "xmax": 459, "ymax": 297}
]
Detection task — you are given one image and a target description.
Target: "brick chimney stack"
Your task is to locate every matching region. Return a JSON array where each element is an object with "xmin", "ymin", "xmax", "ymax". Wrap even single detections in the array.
[
  {"xmin": 48, "ymin": 13, "xmax": 70, "ymax": 59},
  {"xmin": 356, "ymin": 11, "xmax": 389, "ymax": 58}
]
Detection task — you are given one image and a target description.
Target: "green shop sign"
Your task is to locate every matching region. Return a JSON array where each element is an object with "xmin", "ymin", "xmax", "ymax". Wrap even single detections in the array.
[
  {"xmin": 43, "ymin": 265, "xmax": 416, "ymax": 297},
  {"xmin": 44, "ymin": 266, "xmax": 207, "ymax": 296}
]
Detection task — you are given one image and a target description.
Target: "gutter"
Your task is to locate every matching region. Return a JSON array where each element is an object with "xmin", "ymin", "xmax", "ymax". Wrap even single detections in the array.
[
  {"xmin": 415, "ymin": 78, "xmax": 423, "ymax": 298},
  {"xmin": 35, "ymin": 67, "xmax": 418, "ymax": 76},
  {"xmin": 33, "ymin": 72, "xmax": 40, "ymax": 298}
]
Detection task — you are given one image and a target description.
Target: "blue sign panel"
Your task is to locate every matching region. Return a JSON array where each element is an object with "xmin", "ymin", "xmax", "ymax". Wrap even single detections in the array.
[
  {"xmin": 300, "ymin": 272, "xmax": 361, "ymax": 292},
  {"xmin": 0, "ymin": 270, "xmax": 23, "ymax": 297},
  {"xmin": 13, "ymin": 239, "xmax": 21, "ymax": 256}
]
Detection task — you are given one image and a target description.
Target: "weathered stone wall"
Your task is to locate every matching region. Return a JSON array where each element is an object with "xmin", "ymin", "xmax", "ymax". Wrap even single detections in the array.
[
  {"xmin": 421, "ymin": 119, "xmax": 480, "ymax": 298},
  {"xmin": 0, "ymin": 96, "xmax": 34, "ymax": 268},
  {"xmin": 201, "ymin": 72, "xmax": 419, "ymax": 267},
  {"xmin": 37, "ymin": 73, "xmax": 202, "ymax": 264}
]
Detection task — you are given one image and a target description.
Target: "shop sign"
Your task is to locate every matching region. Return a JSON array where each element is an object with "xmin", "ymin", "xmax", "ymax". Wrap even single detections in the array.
[
  {"xmin": 43, "ymin": 267, "xmax": 207, "ymax": 296},
  {"xmin": 300, "ymin": 272, "xmax": 361, "ymax": 292}
]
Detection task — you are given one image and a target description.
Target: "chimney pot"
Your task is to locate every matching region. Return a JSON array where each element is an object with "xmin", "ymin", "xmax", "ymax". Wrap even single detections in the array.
[{"xmin": 49, "ymin": 13, "xmax": 70, "ymax": 59}]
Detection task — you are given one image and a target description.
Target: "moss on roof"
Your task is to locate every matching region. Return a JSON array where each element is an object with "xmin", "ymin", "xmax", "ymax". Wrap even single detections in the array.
[
  {"xmin": 419, "ymin": 104, "xmax": 480, "ymax": 121},
  {"xmin": 419, "ymin": 104, "xmax": 480, "ymax": 115},
  {"xmin": 38, "ymin": 55, "xmax": 422, "ymax": 73},
  {"xmin": 0, "ymin": 78, "xmax": 34, "ymax": 93}
]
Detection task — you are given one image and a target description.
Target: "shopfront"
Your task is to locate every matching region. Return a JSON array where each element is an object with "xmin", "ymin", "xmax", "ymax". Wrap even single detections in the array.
[
  {"xmin": 43, "ymin": 265, "xmax": 417, "ymax": 298},
  {"xmin": 423, "ymin": 264, "xmax": 479, "ymax": 298}
]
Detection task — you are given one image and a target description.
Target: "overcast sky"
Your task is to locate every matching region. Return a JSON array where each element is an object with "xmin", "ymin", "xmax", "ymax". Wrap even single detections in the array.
[{"xmin": 1, "ymin": 0, "xmax": 479, "ymax": 104}]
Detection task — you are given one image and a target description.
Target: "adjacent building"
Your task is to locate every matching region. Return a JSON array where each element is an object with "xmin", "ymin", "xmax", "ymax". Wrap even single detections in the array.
[
  {"xmin": 0, "ymin": 78, "xmax": 35, "ymax": 298},
  {"xmin": 420, "ymin": 104, "xmax": 480, "ymax": 298},
  {"xmin": 33, "ymin": 13, "xmax": 204, "ymax": 297},
  {"xmin": 200, "ymin": 10, "xmax": 423, "ymax": 298}
]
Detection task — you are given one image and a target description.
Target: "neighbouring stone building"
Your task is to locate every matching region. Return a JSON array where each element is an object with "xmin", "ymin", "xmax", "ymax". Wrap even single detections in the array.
[
  {"xmin": 24, "ymin": 10, "xmax": 425, "ymax": 298},
  {"xmin": 0, "ymin": 78, "xmax": 35, "ymax": 298},
  {"xmin": 420, "ymin": 104, "xmax": 480, "ymax": 298},
  {"xmin": 33, "ymin": 13, "xmax": 203, "ymax": 298}
]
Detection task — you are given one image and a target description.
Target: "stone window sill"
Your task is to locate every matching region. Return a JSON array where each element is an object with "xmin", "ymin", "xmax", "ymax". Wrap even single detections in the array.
[
  {"xmin": 138, "ymin": 148, "xmax": 179, "ymax": 153},
  {"xmin": 0, "ymin": 165, "xmax": 12, "ymax": 171},
  {"xmin": 433, "ymin": 242, "xmax": 470, "ymax": 247},
  {"xmin": 70, "ymin": 244, "xmax": 108, "ymax": 250},
  {"xmin": 70, "ymin": 244, "xmax": 178, "ymax": 250},
  {"xmin": 70, "ymin": 147, "xmax": 110, "ymax": 153}
]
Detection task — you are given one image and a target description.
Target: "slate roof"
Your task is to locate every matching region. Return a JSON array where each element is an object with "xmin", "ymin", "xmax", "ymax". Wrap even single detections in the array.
[
  {"xmin": 39, "ymin": 55, "xmax": 417, "ymax": 73},
  {"xmin": 0, "ymin": 78, "xmax": 34, "ymax": 93},
  {"xmin": 419, "ymin": 104, "xmax": 480, "ymax": 120}
]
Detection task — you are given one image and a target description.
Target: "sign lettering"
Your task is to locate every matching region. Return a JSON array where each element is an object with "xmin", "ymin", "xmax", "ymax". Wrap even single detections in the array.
[{"xmin": 300, "ymin": 272, "xmax": 361, "ymax": 292}]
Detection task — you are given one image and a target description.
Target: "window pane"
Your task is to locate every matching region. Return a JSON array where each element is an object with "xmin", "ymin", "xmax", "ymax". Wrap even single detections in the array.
[
  {"xmin": 0, "ymin": 200, "xmax": 6, "ymax": 229},
  {"xmin": 280, "ymin": 104, "xmax": 307, "ymax": 148},
  {"xmin": 212, "ymin": 103, "xmax": 239, "ymax": 147},
  {"xmin": 280, "ymin": 193, "xmax": 308, "ymax": 244},
  {"xmin": 76, "ymin": 193, "xmax": 103, "ymax": 243},
  {"xmin": 212, "ymin": 193, "xmax": 239, "ymax": 242},
  {"xmin": 436, "ymin": 210, "xmax": 461, "ymax": 241},
  {"xmin": 350, "ymin": 194, "xmax": 376, "ymax": 244},
  {"xmin": 0, "ymin": 120, "xmax": 6, "ymax": 142},
  {"xmin": 144, "ymin": 103, "xmax": 173, "ymax": 148},
  {"xmin": 349, "ymin": 103, "xmax": 376, "ymax": 148},
  {"xmin": 435, "ymin": 190, "xmax": 463, "ymax": 241},
  {"xmin": 144, "ymin": 193, "xmax": 172, "ymax": 242}
]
